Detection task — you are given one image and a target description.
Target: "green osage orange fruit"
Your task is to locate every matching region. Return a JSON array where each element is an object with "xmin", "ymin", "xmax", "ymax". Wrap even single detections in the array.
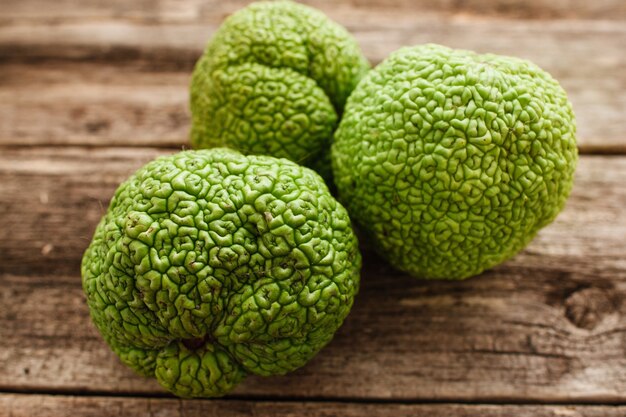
[
  {"xmin": 81, "ymin": 148, "xmax": 361, "ymax": 397},
  {"xmin": 332, "ymin": 44, "xmax": 577, "ymax": 280},
  {"xmin": 189, "ymin": 0, "xmax": 369, "ymax": 181}
]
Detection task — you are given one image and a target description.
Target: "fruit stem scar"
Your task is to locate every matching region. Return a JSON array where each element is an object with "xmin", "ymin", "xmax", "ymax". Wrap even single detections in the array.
[{"xmin": 181, "ymin": 334, "xmax": 213, "ymax": 350}]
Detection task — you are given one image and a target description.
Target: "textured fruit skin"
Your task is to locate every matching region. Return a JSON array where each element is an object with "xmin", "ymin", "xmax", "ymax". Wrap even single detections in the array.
[
  {"xmin": 81, "ymin": 148, "xmax": 361, "ymax": 397},
  {"xmin": 332, "ymin": 44, "xmax": 577, "ymax": 280},
  {"xmin": 190, "ymin": 0, "xmax": 369, "ymax": 181}
]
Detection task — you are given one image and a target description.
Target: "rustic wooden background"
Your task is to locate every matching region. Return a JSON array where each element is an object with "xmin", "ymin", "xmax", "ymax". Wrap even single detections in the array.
[{"xmin": 1, "ymin": 1, "xmax": 625, "ymax": 416}]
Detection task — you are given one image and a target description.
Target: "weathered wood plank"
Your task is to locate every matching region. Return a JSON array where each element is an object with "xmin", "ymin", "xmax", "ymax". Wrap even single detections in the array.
[
  {"xmin": 0, "ymin": 147, "xmax": 624, "ymax": 401},
  {"xmin": 1, "ymin": 1, "xmax": 624, "ymax": 151},
  {"xmin": 0, "ymin": 57, "xmax": 624, "ymax": 153},
  {"xmin": 2, "ymin": 8, "xmax": 625, "ymax": 71},
  {"xmin": 2, "ymin": 394, "xmax": 626, "ymax": 417},
  {"xmin": 1, "ymin": 0, "xmax": 624, "ymax": 22},
  {"xmin": 0, "ymin": 63, "xmax": 190, "ymax": 148}
]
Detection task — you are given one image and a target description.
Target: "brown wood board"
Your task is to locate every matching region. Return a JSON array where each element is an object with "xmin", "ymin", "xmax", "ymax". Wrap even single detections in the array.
[
  {"xmin": 1, "ymin": 1, "xmax": 625, "ymax": 413},
  {"xmin": 0, "ymin": 147, "xmax": 624, "ymax": 402},
  {"xmin": 0, "ymin": 17, "xmax": 625, "ymax": 152}
]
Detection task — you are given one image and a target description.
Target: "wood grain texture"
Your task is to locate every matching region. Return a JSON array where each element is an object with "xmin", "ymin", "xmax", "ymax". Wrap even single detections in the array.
[
  {"xmin": 2, "ymin": 394, "xmax": 626, "ymax": 417},
  {"xmin": 1, "ymin": 1, "xmax": 625, "ymax": 152},
  {"xmin": 0, "ymin": 63, "xmax": 190, "ymax": 148},
  {"xmin": 1, "ymin": 0, "xmax": 625, "ymax": 22},
  {"xmin": 2, "ymin": 6, "xmax": 625, "ymax": 73},
  {"xmin": 0, "ymin": 147, "xmax": 624, "ymax": 402},
  {"xmin": 1, "ymin": 1, "xmax": 625, "ymax": 410}
]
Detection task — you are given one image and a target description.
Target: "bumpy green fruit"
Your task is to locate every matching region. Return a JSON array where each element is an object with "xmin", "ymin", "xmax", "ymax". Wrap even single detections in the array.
[
  {"xmin": 81, "ymin": 148, "xmax": 361, "ymax": 397},
  {"xmin": 190, "ymin": 0, "xmax": 369, "ymax": 181},
  {"xmin": 333, "ymin": 44, "xmax": 577, "ymax": 280}
]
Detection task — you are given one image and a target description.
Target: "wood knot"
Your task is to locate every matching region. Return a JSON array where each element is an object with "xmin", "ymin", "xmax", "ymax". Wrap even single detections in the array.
[{"xmin": 564, "ymin": 286, "xmax": 616, "ymax": 330}]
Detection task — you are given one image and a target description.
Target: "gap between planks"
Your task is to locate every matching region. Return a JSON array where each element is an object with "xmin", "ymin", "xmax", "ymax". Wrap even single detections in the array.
[
  {"xmin": 2, "ymin": 393, "xmax": 626, "ymax": 417},
  {"xmin": 3, "ymin": 387, "xmax": 626, "ymax": 406},
  {"xmin": 1, "ymin": 0, "xmax": 626, "ymax": 22}
]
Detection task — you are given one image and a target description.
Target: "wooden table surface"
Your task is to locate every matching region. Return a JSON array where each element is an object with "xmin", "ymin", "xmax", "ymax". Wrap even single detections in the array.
[{"xmin": 1, "ymin": 1, "xmax": 625, "ymax": 416}]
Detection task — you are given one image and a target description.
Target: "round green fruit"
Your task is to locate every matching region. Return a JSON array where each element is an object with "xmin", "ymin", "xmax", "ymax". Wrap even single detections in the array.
[
  {"xmin": 81, "ymin": 148, "xmax": 361, "ymax": 397},
  {"xmin": 190, "ymin": 0, "xmax": 370, "ymax": 181},
  {"xmin": 332, "ymin": 44, "xmax": 577, "ymax": 280}
]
